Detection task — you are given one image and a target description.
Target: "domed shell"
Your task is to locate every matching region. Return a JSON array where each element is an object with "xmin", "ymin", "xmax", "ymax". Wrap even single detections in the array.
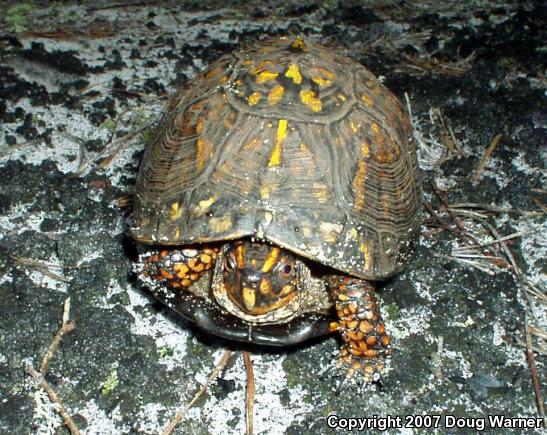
[{"xmin": 131, "ymin": 37, "xmax": 421, "ymax": 280}]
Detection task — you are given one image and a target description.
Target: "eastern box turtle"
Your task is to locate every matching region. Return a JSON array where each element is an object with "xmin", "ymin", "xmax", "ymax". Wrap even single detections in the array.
[{"xmin": 131, "ymin": 37, "xmax": 421, "ymax": 382}]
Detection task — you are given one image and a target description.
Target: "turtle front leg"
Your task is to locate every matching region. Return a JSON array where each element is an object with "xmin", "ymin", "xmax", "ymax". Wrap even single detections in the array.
[
  {"xmin": 137, "ymin": 246, "xmax": 219, "ymax": 289},
  {"xmin": 329, "ymin": 276, "xmax": 391, "ymax": 383}
]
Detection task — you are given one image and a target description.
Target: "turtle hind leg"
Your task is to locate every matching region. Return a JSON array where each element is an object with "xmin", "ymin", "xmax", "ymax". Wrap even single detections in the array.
[
  {"xmin": 137, "ymin": 246, "xmax": 219, "ymax": 289},
  {"xmin": 329, "ymin": 276, "xmax": 391, "ymax": 383}
]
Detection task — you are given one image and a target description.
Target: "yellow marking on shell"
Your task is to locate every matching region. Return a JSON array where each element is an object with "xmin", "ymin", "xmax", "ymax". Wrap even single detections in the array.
[
  {"xmin": 302, "ymin": 226, "xmax": 312, "ymax": 238},
  {"xmin": 319, "ymin": 66, "xmax": 335, "ymax": 78},
  {"xmin": 262, "ymin": 247, "xmax": 281, "ymax": 273},
  {"xmin": 299, "ymin": 142, "xmax": 315, "ymax": 161},
  {"xmin": 196, "ymin": 138, "xmax": 207, "ymax": 170},
  {"xmin": 352, "ymin": 160, "xmax": 367, "ymax": 211},
  {"xmin": 291, "ymin": 37, "xmax": 307, "ymax": 50},
  {"xmin": 196, "ymin": 117, "xmax": 206, "ymax": 134},
  {"xmin": 268, "ymin": 85, "xmax": 284, "ymax": 105},
  {"xmin": 220, "ymin": 76, "xmax": 229, "ymax": 83},
  {"xmin": 319, "ymin": 222, "xmax": 343, "ymax": 244},
  {"xmin": 256, "ymin": 70, "xmax": 278, "ymax": 84},
  {"xmin": 194, "ymin": 196, "xmax": 216, "ymax": 216},
  {"xmin": 209, "ymin": 215, "xmax": 232, "ymax": 233},
  {"xmin": 381, "ymin": 193, "xmax": 390, "ymax": 214},
  {"xmin": 350, "ymin": 121, "xmax": 359, "ymax": 133},
  {"xmin": 259, "ymin": 183, "xmax": 275, "ymax": 200},
  {"xmin": 300, "ymin": 89, "xmax": 322, "ymax": 112},
  {"xmin": 311, "ymin": 75, "xmax": 331, "ymax": 87},
  {"xmin": 247, "ymin": 92, "xmax": 262, "ymax": 106},
  {"xmin": 285, "ymin": 63, "xmax": 302, "ymax": 84},
  {"xmin": 312, "ymin": 183, "xmax": 330, "ymax": 202},
  {"xmin": 311, "ymin": 67, "xmax": 334, "ymax": 87},
  {"xmin": 224, "ymin": 111, "xmax": 237, "ymax": 129},
  {"xmin": 371, "ymin": 122, "xmax": 381, "ymax": 134},
  {"xmin": 243, "ymin": 137, "xmax": 261, "ymax": 151},
  {"xmin": 205, "ymin": 66, "xmax": 222, "ymax": 79},
  {"xmin": 337, "ymin": 93, "xmax": 347, "ymax": 101},
  {"xmin": 361, "ymin": 141, "xmax": 370, "ymax": 158},
  {"xmin": 243, "ymin": 59, "xmax": 253, "ymax": 65},
  {"xmin": 359, "ymin": 238, "xmax": 373, "ymax": 272},
  {"xmin": 236, "ymin": 244, "xmax": 245, "ymax": 269},
  {"xmin": 250, "ymin": 60, "xmax": 277, "ymax": 75},
  {"xmin": 268, "ymin": 119, "xmax": 288, "ymax": 167},
  {"xmin": 371, "ymin": 122, "xmax": 389, "ymax": 162},
  {"xmin": 174, "ymin": 228, "xmax": 181, "ymax": 239},
  {"xmin": 208, "ymin": 101, "xmax": 222, "ymax": 121},
  {"xmin": 169, "ymin": 202, "xmax": 183, "ymax": 221},
  {"xmin": 361, "ymin": 93, "xmax": 374, "ymax": 107}
]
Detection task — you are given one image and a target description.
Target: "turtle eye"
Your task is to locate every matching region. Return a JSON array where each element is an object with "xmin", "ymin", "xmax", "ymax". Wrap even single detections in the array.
[{"xmin": 282, "ymin": 264, "xmax": 293, "ymax": 275}]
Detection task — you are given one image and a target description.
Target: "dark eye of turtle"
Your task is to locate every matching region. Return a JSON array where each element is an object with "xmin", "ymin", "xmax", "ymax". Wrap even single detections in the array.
[{"xmin": 282, "ymin": 264, "xmax": 292, "ymax": 274}]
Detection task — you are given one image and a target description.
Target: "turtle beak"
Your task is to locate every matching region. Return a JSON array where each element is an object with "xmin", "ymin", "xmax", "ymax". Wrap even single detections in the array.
[{"xmin": 242, "ymin": 286, "xmax": 256, "ymax": 311}]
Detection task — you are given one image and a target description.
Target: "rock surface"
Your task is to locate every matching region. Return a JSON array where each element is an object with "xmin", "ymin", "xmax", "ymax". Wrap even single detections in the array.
[{"xmin": 0, "ymin": 1, "xmax": 545, "ymax": 433}]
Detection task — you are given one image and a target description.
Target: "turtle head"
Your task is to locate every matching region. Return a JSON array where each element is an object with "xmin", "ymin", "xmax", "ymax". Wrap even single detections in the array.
[{"xmin": 220, "ymin": 241, "xmax": 299, "ymax": 317}]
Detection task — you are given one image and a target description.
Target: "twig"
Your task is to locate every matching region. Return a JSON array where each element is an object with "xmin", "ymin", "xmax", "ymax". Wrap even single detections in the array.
[
  {"xmin": 243, "ymin": 352, "xmax": 255, "ymax": 435},
  {"xmin": 478, "ymin": 219, "xmax": 521, "ymax": 277},
  {"xmin": 10, "ymin": 255, "xmax": 91, "ymax": 270},
  {"xmin": 444, "ymin": 256, "xmax": 498, "ymax": 275},
  {"xmin": 11, "ymin": 255, "xmax": 90, "ymax": 283},
  {"xmin": 26, "ymin": 366, "xmax": 81, "ymax": 435},
  {"xmin": 529, "ymin": 327, "xmax": 547, "ymax": 341},
  {"xmin": 27, "ymin": 297, "xmax": 78, "ymax": 434},
  {"xmin": 448, "ymin": 202, "xmax": 543, "ymax": 216},
  {"xmin": 40, "ymin": 298, "xmax": 76, "ymax": 374},
  {"xmin": 395, "ymin": 52, "xmax": 475, "ymax": 77},
  {"xmin": 116, "ymin": 195, "xmax": 134, "ymax": 208},
  {"xmin": 423, "ymin": 201, "xmax": 480, "ymax": 248},
  {"xmin": 532, "ymin": 197, "xmax": 547, "ymax": 213},
  {"xmin": 471, "ymin": 134, "xmax": 503, "ymax": 181},
  {"xmin": 525, "ymin": 312, "xmax": 546, "ymax": 427},
  {"xmin": 20, "ymin": 27, "xmax": 116, "ymax": 39},
  {"xmin": 87, "ymin": 1, "xmax": 153, "ymax": 11},
  {"xmin": 162, "ymin": 350, "xmax": 233, "ymax": 435},
  {"xmin": 453, "ymin": 231, "xmax": 532, "ymax": 252}
]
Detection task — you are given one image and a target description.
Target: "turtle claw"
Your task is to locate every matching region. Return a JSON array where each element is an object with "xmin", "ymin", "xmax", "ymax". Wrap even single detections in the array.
[
  {"xmin": 335, "ymin": 374, "xmax": 350, "ymax": 394},
  {"xmin": 321, "ymin": 348, "xmax": 386, "ymax": 389},
  {"xmin": 335, "ymin": 349, "xmax": 386, "ymax": 385}
]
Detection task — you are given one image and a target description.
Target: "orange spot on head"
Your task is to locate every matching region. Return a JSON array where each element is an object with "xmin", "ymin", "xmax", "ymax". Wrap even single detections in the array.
[
  {"xmin": 261, "ymin": 247, "xmax": 281, "ymax": 273},
  {"xmin": 236, "ymin": 243, "xmax": 245, "ymax": 269}
]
